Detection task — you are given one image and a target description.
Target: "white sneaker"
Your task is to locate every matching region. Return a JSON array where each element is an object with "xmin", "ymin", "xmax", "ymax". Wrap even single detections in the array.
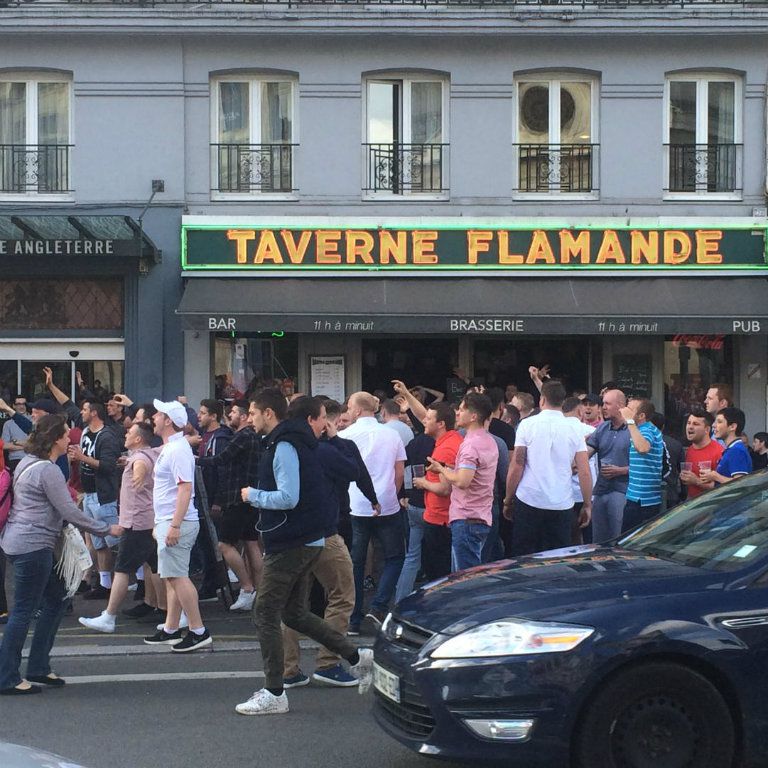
[
  {"xmin": 156, "ymin": 611, "xmax": 188, "ymax": 631},
  {"xmin": 350, "ymin": 648, "xmax": 374, "ymax": 694},
  {"xmin": 235, "ymin": 688, "xmax": 289, "ymax": 716},
  {"xmin": 229, "ymin": 590, "xmax": 256, "ymax": 612},
  {"xmin": 79, "ymin": 611, "xmax": 116, "ymax": 634}
]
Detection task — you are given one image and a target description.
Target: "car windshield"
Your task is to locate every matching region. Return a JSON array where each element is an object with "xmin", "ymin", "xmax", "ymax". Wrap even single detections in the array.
[{"xmin": 619, "ymin": 470, "xmax": 768, "ymax": 572}]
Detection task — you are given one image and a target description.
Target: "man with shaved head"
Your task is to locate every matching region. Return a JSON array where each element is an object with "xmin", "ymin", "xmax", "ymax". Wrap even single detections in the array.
[
  {"xmin": 585, "ymin": 388, "xmax": 631, "ymax": 542},
  {"xmin": 343, "ymin": 392, "xmax": 407, "ymax": 632}
]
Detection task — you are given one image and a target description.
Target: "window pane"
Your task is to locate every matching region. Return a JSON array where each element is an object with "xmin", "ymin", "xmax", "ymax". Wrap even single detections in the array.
[
  {"xmin": 0, "ymin": 360, "xmax": 17, "ymax": 403},
  {"xmin": 663, "ymin": 334, "xmax": 732, "ymax": 439},
  {"xmin": 77, "ymin": 362, "xmax": 124, "ymax": 401},
  {"xmin": 261, "ymin": 82, "xmax": 292, "ymax": 143},
  {"xmin": 669, "ymin": 81, "xmax": 696, "ymax": 145},
  {"xmin": 0, "ymin": 82, "xmax": 26, "ymax": 144},
  {"xmin": 708, "ymin": 81, "xmax": 735, "ymax": 144},
  {"xmin": 218, "ymin": 82, "xmax": 249, "ymax": 144},
  {"xmin": 518, "ymin": 82, "xmax": 549, "ymax": 143},
  {"xmin": 368, "ymin": 82, "xmax": 396, "ymax": 143},
  {"xmin": 38, "ymin": 82, "xmax": 69, "ymax": 144},
  {"xmin": 560, "ymin": 82, "xmax": 591, "ymax": 143},
  {"xmin": 22, "ymin": 362, "xmax": 71, "ymax": 402},
  {"xmin": 411, "ymin": 82, "xmax": 442, "ymax": 144}
]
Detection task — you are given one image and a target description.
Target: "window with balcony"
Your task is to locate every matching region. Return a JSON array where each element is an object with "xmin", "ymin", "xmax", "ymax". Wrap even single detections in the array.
[
  {"xmin": 211, "ymin": 77, "xmax": 296, "ymax": 196},
  {"xmin": 363, "ymin": 76, "xmax": 448, "ymax": 196},
  {"xmin": 514, "ymin": 77, "xmax": 598, "ymax": 196},
  {"xmin": 0, "ymin": 74, "xmax": 72, "ymax": 197},
  {"xmin": 664, "ymin": 74, "xmax": 742, "ymax": 197}
]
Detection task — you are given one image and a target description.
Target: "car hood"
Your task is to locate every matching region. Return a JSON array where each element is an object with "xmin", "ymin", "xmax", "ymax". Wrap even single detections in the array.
[
  {"xmin": 0, "ymin": 743, "xmax": 89, "ymax": 768},
  {"xmin": 395, "ymin": 545, "xmax": 720, "ymax": 635}
]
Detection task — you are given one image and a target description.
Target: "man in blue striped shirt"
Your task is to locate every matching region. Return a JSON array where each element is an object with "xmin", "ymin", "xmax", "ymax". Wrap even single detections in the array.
[{"xmin": 620, "ymin": 399, "xmax": 665, "ymax": 534}]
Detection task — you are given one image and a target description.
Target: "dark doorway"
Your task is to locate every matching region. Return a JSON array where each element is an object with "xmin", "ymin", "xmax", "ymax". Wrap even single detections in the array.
[
  {"xmin": 361, "ymin": 337, "xmax": 459, "ymax": 397},
  {"xmin": 473, "ymin": 337, "xmax": 591, "ymax": 397}
]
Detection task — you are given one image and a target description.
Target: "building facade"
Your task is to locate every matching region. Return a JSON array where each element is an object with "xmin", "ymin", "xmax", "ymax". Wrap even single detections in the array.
[{"xmin": 1, "ymin": 0, "xmax": 767, "ymax": 436}]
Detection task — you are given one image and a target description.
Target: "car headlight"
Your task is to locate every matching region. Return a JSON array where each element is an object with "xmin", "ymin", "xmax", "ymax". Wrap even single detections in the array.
[{"xmin": 431, "ymin": 618, "xmax": 594, "ymax": 659}]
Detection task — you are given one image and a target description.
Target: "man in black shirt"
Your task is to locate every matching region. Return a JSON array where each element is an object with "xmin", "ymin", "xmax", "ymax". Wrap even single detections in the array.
[{"xmin": 487, "ymin": 387, "xmax": 516, "ymax": 462}]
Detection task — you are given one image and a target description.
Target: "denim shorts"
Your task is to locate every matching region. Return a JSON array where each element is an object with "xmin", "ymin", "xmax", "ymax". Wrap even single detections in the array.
[
  {"xmin": 155, "ymin": 519, "xmax": 200, "ymax": 578},
  {"xmin": 82, "ymin": 493, "xmax": 119, "ymax": 550}
]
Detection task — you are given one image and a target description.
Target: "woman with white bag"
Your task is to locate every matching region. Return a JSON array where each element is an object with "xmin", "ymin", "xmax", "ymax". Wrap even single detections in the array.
[{"xmin": 0, "ymin": 414, "xmax": 122, "ymax": 695}]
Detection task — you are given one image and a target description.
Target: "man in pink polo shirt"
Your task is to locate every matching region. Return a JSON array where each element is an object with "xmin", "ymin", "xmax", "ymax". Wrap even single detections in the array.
[{"xmin": 427, "ymin": 392, "xmax": 498, "ymax": 571}]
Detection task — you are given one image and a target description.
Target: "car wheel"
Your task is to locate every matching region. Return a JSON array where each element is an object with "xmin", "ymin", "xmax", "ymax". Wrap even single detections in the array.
[{"xmin": 575, "ymin": 662, "xmax": 735, "ymax": 768}]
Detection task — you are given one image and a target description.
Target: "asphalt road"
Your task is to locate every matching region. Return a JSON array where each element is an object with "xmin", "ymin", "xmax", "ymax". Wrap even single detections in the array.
[{"xmin": 1, "ymin": 589, "xmax": 470, "ymax": 768}]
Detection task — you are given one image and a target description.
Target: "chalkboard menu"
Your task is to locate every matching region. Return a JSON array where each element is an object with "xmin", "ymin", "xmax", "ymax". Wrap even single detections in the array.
[{"xmin": 613, "ymin": 354, "xmax": 652, "ymax": 398}]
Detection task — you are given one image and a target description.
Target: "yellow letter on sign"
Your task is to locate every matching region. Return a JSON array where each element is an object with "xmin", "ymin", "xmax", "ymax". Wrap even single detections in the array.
[
  {"xmin": 226, "ymin": 229, "xmax": 256, "ymax": 264},
  {"xmin": 663, "ymin": 231, "xmax": 692, "ymax": 264}
]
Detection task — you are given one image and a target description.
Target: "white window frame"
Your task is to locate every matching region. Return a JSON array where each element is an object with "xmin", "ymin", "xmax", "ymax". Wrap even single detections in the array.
[
  {"xmin": 512, "ymin": 75, "xmax": 599, "ymax": 201},
  {"xmin": 362, "ymin": 73, "xmax": 450, "ymax": 201},
  {"xmin": 663, "ymin": 72, "xmax": 743, "ymax": 201},
  {"xmin": 0, "ymin": 72, "xmax": 74, "ymax": 203},
  {"xmin": 210, "ymin": 75, "xmax": 299, "ymax": 202}
]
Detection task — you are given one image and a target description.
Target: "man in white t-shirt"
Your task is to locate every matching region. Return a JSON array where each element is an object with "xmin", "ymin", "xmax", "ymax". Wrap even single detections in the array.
[
  {"xmin": 342, "ymin": 391, "xmax": 406, "ymax": 630},
  {"xmin": 143, "ymin": 399, "xmax": 212, "ymax": 653},
  {"xmin": 503, "ymin": 381, "xmax": 593, "ymax": 556},
  {"xmin": 563, "ymin": 397, "xmax": 597, "ymax": 545}
]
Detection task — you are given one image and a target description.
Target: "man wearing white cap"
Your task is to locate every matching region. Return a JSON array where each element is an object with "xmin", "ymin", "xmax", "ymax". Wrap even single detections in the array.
[{"xmin": 143, "ymin": 399, "xmax": 212, "ymax": 652}]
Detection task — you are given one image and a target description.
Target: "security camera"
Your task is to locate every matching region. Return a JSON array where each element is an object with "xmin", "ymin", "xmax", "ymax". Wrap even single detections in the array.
[{"xmin": 69, "ymin": 350, "xmax": 80, "ymax": 358}]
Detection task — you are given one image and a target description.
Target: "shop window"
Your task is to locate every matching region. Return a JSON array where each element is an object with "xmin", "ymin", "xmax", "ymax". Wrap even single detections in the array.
[
  {"xmin": 0, "ymin": 73, "xmax": 73, "ymax": 197},
  {"xmin": 0, "ymin": 279, "xmax": 123, "ymax": 331},
  {"xmin": 514, "ymin": 76, "xmax": 598, "ymax": 195},
  {"xmin": 0, "ymin": 360, "xmax": 17, "ymax": 402},
  {"xmin": 211, "ymin": 76, "xmax": 296, "ymax": 196},
  {"xmin": 363, "ymin": 75, "xmax": 449, "ymax": 195},
  {"xmin": 213, "ymin": 333, "xmax": 299, "ymax": 401},
  {"xmin": 664, "ymin": 334, "xmax": 733, "ymax": 438},
  {"xmin": 664, "ymin": 73, "xmax": 742, "ymax": 197}
]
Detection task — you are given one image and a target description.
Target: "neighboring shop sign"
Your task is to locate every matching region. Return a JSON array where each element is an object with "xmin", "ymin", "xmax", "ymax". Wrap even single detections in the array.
[
  {"xmin": 182, "ymin": 219, "xmax": 768, "ymax": 273},
  {"xmin": 186, "ymin": 314, "xmax": 767, "ymax": 335}
]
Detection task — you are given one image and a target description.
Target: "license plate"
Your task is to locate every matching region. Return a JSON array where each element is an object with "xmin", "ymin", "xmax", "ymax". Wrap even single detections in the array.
[{"xmin": 373, "ymin": 662, "xmax": 401, "ymax": 703}]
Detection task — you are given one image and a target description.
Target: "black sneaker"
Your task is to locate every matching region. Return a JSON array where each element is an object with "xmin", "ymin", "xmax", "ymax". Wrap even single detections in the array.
[
  {"xmin": 123, "ymin": 603, "xmax": 159, "ymax": 620},
  {"xmin": 133, "ymin": 581, "xmax": 146, "ymax": 601},
  {"xmin": 171, "ymin": 629, "xmax": 213, "ymax": 653},
  {"xmin": 197, "ymin": 588, "xmax": 219, "ymax": 603},
  {"xmin": 83, "ymin": 585, "xmax": 111, "ymax": 601},
  {"xmin": 143, "ymin": 629, "xmax": 184, "ymax": 646}
]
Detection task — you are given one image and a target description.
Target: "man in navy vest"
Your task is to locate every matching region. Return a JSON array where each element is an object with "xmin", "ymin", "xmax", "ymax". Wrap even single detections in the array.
[{"xmin": 236, "ymin": 389, "xmax": 372, "ymax": 716}]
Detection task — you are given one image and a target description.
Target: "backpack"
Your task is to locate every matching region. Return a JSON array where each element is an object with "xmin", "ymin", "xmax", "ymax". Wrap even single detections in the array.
[{"xmin": 0, "ymin": 460, "xmax": 48, "ymax": 533}]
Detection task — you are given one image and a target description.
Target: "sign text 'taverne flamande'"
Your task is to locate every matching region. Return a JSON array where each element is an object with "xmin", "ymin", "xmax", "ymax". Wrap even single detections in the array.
[{"xmin": 182, "ymin": 225, "xmax": 767, "ymax": 271}]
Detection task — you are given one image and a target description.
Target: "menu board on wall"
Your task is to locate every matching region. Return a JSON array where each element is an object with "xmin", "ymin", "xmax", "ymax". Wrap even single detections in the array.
[
  {"xmin": 310, "ymin": 355, "xmax": 346, "ymax": 402},
  {"xmin": 613, "ymin": 354, "xmax": 652, "ymax": 398}
]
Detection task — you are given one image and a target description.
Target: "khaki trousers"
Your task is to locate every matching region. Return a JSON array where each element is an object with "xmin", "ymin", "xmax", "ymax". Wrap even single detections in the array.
[{"xmin": 283, "ymin": 534, "xmax": 355, "ymax": 676}]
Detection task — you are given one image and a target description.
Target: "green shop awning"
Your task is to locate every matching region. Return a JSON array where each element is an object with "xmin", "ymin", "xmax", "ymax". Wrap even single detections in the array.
[
  {"xmin": 177, "ymin": 276, "xmax": 768, "ymax": 335},
  {"xmin": 0, "ymin": 215, "xmax": 160, "ymax": 263}
]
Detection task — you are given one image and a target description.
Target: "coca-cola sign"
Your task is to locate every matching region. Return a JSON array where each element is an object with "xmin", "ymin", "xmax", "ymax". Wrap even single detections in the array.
[{"xmin": 671, "ymin": 334, "xmax": 726, "ymax": 350}]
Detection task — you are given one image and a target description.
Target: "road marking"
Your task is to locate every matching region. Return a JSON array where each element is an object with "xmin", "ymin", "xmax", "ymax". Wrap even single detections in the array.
[{"xmin": 66, "ymin": 671, "xmax": 266, "ymax": 685}]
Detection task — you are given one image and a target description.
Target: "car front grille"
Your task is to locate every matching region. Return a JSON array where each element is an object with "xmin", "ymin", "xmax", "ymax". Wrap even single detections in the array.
[
  {"xmin": 374, "ymin": 671, "xmax": 436, "ymax": 740},
  {"xmin": 385, "ymin": 616, "xmax": 435, "ymax": 653}
]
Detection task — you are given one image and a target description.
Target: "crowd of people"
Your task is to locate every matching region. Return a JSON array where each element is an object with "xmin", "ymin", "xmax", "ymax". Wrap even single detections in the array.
[{"xmin": 0, "ymin": 365, "xmax": 766, "ymax": 713}]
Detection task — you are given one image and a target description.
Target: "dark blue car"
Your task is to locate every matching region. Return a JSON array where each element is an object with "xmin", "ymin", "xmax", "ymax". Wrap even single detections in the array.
[{"xmin": 373, "ymin": 470, "xmax": 768, "ymax": 768}]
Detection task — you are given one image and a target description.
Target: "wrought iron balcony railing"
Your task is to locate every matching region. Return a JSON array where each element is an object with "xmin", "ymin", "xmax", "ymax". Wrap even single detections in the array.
[
  {"xmin": 212, "ymin": 143, "xmax": 296, "ymax": 193},
  {"xmin": 0, "ymin": 144, "xmax": 72, "ymax": 194},
  {"xmin": 665, "ymin": 143, "xmax": 742, "ymax": 194},
  {"xmin": 515, "ymin": 143, "xmax": 598, "ymax": 194},
  {"xmin": 364, "ymin": 143, "xmax": 448, "ymax": 194}
]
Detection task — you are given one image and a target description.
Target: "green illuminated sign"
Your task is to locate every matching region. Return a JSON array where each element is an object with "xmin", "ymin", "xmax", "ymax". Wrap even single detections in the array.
[{"xmin": 182, "ymin": 222, "xmax": 768, "ymax": 272}]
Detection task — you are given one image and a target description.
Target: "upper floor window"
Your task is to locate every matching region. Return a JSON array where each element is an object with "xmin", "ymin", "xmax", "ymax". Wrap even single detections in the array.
[
  {"xmin": 0, "ymin": 74, "xmax": 72, "ymax": 197},
  {"xmin": 514, "ymin": 76, "xmax": 598, "ymax": 196},
  {"xmin": 363, "ymin": 76, "xmax": 448, "ymax": 196},
  {"xmin": 664, "ymin": 73, "xmax": 742, "ymax": 197},
  {"xmin": 211, "ymin": 76, "xmax": 296, "ymax": 196}
]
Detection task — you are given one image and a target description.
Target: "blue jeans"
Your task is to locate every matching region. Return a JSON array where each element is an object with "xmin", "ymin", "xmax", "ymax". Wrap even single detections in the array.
[
  {"xmin": 350, "ymin": 513, "xmax": 405, "ymax": 626},
  {"xmin": 481, "ymin": 500, "xmax": 504, "ymax": 564},
  {"xmin": 394, "ymin": 505, "xmax": 426, "ymax": 604},
  {"xmin": 450, "ymin": 519, "xmax": 490, "ymax": 572},
  {"xmin": 0, "ymin": 548, "xmax": 67, "ymax": 689}
]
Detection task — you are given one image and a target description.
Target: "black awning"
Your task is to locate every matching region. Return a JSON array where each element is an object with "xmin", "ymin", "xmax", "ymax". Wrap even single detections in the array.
[
  {"xmin": 177, "ymin": 276, "xmax": 768, "ymax": 335},
  {"xmin": 0, "ymin": 215, "xmax": 160, "ymax": 263}
]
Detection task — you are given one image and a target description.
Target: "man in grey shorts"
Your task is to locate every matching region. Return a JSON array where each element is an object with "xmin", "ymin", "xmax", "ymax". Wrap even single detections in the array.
[{"xmin": 143, "ymin": 400, "xmax": 212, "ymax": 653}]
